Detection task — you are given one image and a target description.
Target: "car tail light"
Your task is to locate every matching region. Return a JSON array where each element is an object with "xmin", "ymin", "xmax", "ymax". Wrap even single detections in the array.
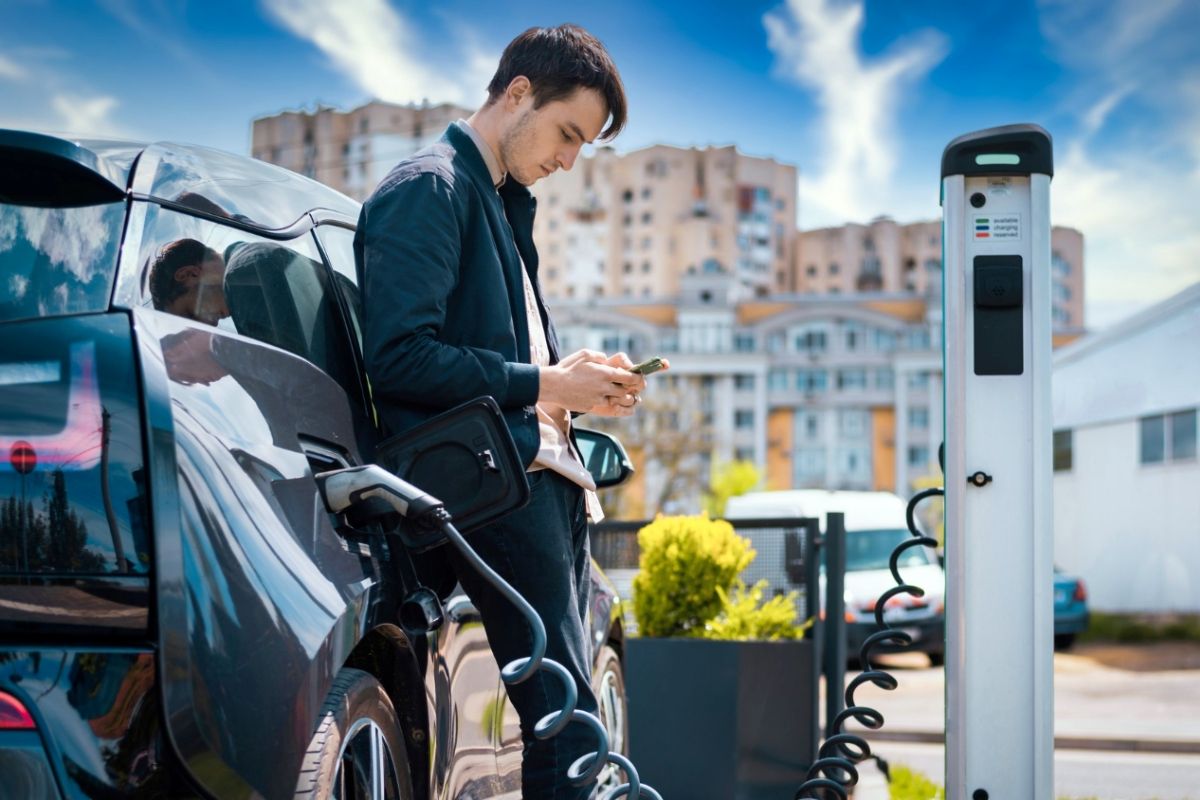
[
  {"xmin": 0, "ymin": 691, "xmax": 35, "ymax": 730},
  {"xmin": 1073, "ymin": 580, "xmax": 1087, "ymax": 603}
]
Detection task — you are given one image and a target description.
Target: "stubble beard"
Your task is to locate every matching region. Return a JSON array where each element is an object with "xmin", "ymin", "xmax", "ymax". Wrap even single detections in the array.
[{"xmin": 499, "ymin": 108, "xmax": 538, "ymax": 186}]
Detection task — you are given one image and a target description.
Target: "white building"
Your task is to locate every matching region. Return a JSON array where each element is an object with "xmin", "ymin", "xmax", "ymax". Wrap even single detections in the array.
[{"xmin": 1052, "ymin": 283, "xmax": 1200, "ymax": 613}]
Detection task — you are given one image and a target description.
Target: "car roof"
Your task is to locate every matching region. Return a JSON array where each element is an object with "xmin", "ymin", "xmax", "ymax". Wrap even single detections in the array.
[
  {"xmin": 0, "ymin": 129, "xmax": 360, "ymax": 229},
  {"xmin": 725, "ymin": 489, "xmax": 909, "ymax": 530}
]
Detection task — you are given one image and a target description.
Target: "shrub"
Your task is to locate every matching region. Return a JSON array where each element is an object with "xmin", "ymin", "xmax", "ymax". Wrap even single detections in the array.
[
  {"xmin": 700, "ymin": 580, "xmax": 807, "ymax": 641},
  {"xmin": 632, "ymin": 515, "xmax": 754, "ymax": 638},
  {"xmin": 888, "ymin": 764, "xmax": 945, "ymax": 800}
]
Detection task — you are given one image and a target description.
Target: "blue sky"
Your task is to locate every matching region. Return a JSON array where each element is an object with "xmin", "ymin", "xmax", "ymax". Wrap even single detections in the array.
[{"xmin": 2, "ymin": 0, "xmax": 1198, "ymax": 328}]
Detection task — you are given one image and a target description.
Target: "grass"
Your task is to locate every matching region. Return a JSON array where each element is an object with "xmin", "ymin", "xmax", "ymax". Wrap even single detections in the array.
[{"xmin": 1079, "ymin": 612, "xmax": 1200, "ymax": 644}]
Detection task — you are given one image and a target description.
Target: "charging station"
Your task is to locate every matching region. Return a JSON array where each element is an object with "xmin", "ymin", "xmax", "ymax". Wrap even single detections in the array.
[{"xmin": 942, "ymin": 124, "xmax": 1056, "ymax": 799}]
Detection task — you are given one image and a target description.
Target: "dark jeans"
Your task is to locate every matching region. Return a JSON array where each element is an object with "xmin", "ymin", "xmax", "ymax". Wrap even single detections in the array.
[{"xmin": 447, "ymin": 469, "xmax": 598, "ymax": 800}]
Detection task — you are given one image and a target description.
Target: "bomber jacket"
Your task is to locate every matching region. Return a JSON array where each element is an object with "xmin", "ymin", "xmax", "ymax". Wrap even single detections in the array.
[{"xmin": 354, "ymin": 122, "xmax": 559, "ymax": 467}]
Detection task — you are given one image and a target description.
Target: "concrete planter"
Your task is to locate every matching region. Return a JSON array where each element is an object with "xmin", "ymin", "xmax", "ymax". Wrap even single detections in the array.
[{"xmin": 625, "ymin": 637, "xmax": 818, "ymax": 800}]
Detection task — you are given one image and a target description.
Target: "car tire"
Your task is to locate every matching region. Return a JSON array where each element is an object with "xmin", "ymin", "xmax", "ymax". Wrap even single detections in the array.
[
  {"xmin": 295, "ymin": 667, "xmax": 414, "ymax": 799},
  {"xmin": 592, "ymin": 644, "xmax": 628, "ymax": 797},
  {"xmin": 1054, "ymin": 633, "xmax": 1076, "ymax": 651}
]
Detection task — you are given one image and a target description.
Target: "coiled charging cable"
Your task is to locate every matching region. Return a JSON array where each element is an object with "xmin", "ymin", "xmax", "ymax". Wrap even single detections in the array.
[
  {"xmin": 318, "ymin": 466, "xmax": 661, "ymax": 800},
  {"xmin": 793, "ymin": 487, "xmax": 945, "ymax": 800}
]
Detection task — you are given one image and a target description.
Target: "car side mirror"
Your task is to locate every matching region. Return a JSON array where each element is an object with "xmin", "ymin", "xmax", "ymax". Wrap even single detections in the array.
[{"xmin": 574, "ymin": 427, "xmax": 635, "ymax": 489}]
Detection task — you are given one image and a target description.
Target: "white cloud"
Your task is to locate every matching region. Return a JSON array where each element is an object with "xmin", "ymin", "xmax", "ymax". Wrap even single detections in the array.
[
  {"xmin": 261, "ymin": 0, "xmax": 490, "ymax": 107},
  {"xmin": 1037, "ymin": 0, "xmax": 1200, "ymax": 328},
  {"xmin": 763, "ymin": 0, "xmax": 947, "ymax": 226},
  {"xmin": 49, "ymin": 94, "xmax": 124, "ymax": 137},
  {"xmin": 0, "ymin": 53, "xmax": 28, "ymax": 82}
]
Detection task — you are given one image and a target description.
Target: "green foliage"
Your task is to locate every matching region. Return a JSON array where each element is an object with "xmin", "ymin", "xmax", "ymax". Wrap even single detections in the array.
[
  {"xmin": 888, "ymin": 764, "xmax": 945, "ymax": 800},
  {"xmin": 699, "ymin": 580, "xmax": 807, "ymax": 641},
  {"xmin": 632, "ymin": 515, "xmax": 807, "ymax": 641},
  {"xmin": 632, "ymin": 515, "xmax": 754, "ymax": 638},
  {"xmin": 703, "ymin": 459, "xmax": 761, "ymax": 518},
  {"xmin": 1080, "ymin": 612, "xmax": 1200, "ymax": 644}
]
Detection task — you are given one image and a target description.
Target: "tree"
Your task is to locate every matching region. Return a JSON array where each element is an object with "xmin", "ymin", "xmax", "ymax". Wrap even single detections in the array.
[
  {"xmin": 703, "ymin": 459, "xmax": 762, "ymax": 518},
  {"xmin": 584, "ymin": 383, "xmax": 712, "ymax": 518}
]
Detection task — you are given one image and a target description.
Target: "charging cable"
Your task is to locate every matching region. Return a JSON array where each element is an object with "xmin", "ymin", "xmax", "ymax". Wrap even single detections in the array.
[
  {"xmin": 317, "ymin": 465, "xmax": 661, "ymax": 800},
  {"xmin": 793, "ymin": 486, "xmax": 944, "ymax": 799}
]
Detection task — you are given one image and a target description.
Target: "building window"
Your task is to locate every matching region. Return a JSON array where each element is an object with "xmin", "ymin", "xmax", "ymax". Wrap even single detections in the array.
[
  {"xmin": 623, "ymin": 261, "xmax": 632, "ymax": 274},
  {"xmin": 839, "ymin": 409, "xmax": 868, "ymax": 437},
  {"xmin": 829, "ymin": 262, "xmax": 840, "ymax": 275},
  {"xmin": 641, "ymin": 237, "xmax": 652, "ymax": 251},
  {"xmin": 844, "ymin": 322, "xmax": 864, "ymax": 351},
  {"xmin": 768, "ymin": 369, "xmax": 788, "ymax": 391},
  {"xmin": 735, "ymin": 410, "xmax": 755, "ymax": 429},
  {"xmin": 1053, "ymin": 429, "xmax": 1073, "ymax": 471},
  {"xmin": 908, "ymin": 407, "xmax": 929, "ymax": 429},
  {"xmin": 837, "ymin": 368, "xmax": 867, "ymax": 391},
  {"xmin": 797, "ymin": 369, "xmax": 828, "ymax": 393},
  {"xmin": 734, "ymin": 374, "xmax": 756, "ymax": 390},
  {"xmin": 794, "ymin": 329, "xmax": 827, "ymax": 353},
  {"xmin": 735, "ymin": 447, "xmax": 755, "ymax": 462},
  {"xmin": 908, "ymin": 446, "xmax": 930, "ymax": 468},
  {"xmin": 1141, "ymin": 409, "xmax": 1197, "ymax": 464},
  {"xmin": 806, "ymin": 264, "xmax": 817, "ymax": 277},
  {"xmin": 622, "ymin": 189, "xmax": 633, "ymax": 203},
  {"xmin": 875, "ymin": 367, "xmax": 895, "ymax": 390},
  {"xmin": 641, "ymin": 212, "xmax": 652, "ymax": 224},
  {"xmin": 734, "ymin": 332, "xmax": 755, "ymax": 352}
]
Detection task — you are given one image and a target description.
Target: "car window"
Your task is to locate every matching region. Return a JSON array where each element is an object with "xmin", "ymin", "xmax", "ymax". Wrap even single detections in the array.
[
  {"xmin": 845, "ymin": 528, "xmax": 931, "ymax": 571},
  {"xmin": 312, "ymin": 225, "xmax": 362, "ymax": 352},
  {"xmin": 0, "ymin": 202, "xmax": 125, "ymax": 323},
  {"xmin": 135, "ymin": 203, "xmax": 359, "ymax": 398}
]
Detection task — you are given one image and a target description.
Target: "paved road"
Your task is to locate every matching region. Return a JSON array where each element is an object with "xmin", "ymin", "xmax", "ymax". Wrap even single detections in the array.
[{"xmin": 819, "ymin": 643, "xmax": 1200, "ymax": 799}]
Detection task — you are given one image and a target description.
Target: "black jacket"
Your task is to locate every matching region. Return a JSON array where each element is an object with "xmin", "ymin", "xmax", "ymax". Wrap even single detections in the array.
[{"xmin": 354, "ymin": 123, "xmax": 560, "ymax": 467}]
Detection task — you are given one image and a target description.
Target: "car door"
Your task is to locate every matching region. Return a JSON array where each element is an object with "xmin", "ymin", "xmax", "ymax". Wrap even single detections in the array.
[
  {"xmin": 127, "ymin": 200, "xmax": 394, "ymax": 798},
  {"xmin": 314, "ymin": 221, "xmax": 510, "ymax": 796}
]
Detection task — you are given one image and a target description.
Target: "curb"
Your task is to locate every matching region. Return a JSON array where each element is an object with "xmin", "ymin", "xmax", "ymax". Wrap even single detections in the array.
[{"xmin": 863, "ymin": 729, "xmax": 1200, "ymax": 755}]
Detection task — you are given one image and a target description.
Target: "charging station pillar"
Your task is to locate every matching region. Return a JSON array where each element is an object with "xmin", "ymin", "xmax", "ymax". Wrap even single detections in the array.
[{"xmin": 942, "ymin": 124, "xmax": 1055, "ymax": 799}]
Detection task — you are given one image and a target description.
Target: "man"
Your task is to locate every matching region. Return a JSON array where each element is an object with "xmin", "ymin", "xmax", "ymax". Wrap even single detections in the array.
[
  {"xmin": 147, "ymin": 238, "xmax": 229, "ymax": 325},
  {"xmin": 354, "ymin": 24, "xmax": 656, "ymax": 799}
]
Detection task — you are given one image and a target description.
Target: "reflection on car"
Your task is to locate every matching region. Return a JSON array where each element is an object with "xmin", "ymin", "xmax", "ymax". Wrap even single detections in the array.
[{"xmin": 0, "ymin": 129, "xmax": 631, "ymax": 799}]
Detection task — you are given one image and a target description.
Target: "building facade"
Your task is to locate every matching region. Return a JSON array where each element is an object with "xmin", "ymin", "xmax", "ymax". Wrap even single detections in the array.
[
  {"xmin": 793, "ymin": 218, "xmax": 1086, "ymax": 330},
  {"xmin": 531, "ymin": 144, "xmax": 798, "ymax": 301},
  {"xmin": 1052, "ymin": 283, "xmax": 1200, "ymax": 613},
  {"xmin": 551, "ymin": 273, "xmax": 943, "ymax": 516},
  {"xmin": 251, "ymin": 100, "xmax": 471, "ymax": 201}
]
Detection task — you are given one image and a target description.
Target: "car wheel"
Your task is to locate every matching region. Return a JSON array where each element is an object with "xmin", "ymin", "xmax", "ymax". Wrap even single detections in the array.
[
  {"xmin": 1055, "ymin": 633, "xmax": 1076, "ymax": 651},
  {"xmin": 591, "ymin": 644, "xmax": 628, "ymax": 798},
  {"xmin": 295, "ymin": 667, "xmax": 414, "ymax": 800}
]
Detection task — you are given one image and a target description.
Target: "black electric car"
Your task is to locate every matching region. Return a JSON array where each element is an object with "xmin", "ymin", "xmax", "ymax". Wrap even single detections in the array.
[{"xmin": 0, "ymin": 130, "xmax": 632, "ymax": 799}]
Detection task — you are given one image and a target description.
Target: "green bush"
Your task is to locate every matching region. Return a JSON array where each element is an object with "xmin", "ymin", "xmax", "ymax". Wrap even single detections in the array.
[
  {"xmin": 888, "ymin": 764, "xmax": 944, "ymax": 800},
  {"xmin": 631, "ymin": 515, "xmax": 806, "ymax": 640},
  {"xmin": 632, "ymin": 515, "xmax": 755, "ymax": 637},
  {"xmin": 1080, "ymin": 612, "xmax": 1200, "ymax": 644},
  {"xmin": 700, "ymin": 580, "xmax": 807, "ymax": 641}
]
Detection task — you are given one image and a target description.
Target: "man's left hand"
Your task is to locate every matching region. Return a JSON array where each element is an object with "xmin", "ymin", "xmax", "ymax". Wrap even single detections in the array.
[{"xmin": 586, "ymin": 352, "xmax": 659, "ymax": 417}]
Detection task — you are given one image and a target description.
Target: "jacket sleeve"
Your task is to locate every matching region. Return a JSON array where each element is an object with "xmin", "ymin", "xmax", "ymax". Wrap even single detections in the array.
[{"xmin": 359, "ymin": 171, "xmax": 540, "ymax": 410}]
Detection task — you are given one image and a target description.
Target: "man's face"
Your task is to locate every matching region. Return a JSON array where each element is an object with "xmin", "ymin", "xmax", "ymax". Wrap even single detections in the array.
[
  {"xmin": 172, "ymin": 254, "xmax": 229, "ymax": 325},
  {"xmin": 499, "ymin": 85, "xmax": 608, "ymax": 186}
]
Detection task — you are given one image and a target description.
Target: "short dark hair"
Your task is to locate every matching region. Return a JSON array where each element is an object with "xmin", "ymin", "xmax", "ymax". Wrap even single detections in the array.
[
  {"xmin": 148, "ymin": 238, "xmax": 220, "ymax": 310},
  {"xmin": 486, "ymin": 24, "xmax": 627, "ymax": 141}
]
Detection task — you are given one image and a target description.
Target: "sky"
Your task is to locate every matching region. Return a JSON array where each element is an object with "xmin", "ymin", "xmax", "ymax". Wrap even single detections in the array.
[{"xmin": 1, "ymin": 0, "xmax": 1198, "ymax": 329}]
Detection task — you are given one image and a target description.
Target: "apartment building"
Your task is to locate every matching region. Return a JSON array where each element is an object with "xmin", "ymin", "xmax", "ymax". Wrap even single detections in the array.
[
  {"xmin": 251, "ymin": 100, "xmax": 471, "ymax": 201},
  {"xmin": 793, "ymin": 218, "xmax": 1086, "ymax": 331},
  {"xmin": 532, "ymin": 144, "xmax": 798, "ymax": 301}
]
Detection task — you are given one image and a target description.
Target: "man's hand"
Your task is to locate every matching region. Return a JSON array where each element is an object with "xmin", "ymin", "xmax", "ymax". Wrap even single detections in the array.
[
  {"xmin": 585, "ymin": 352, "xmax": 669, "ymax": 417},
  {"xmin": 539, "ymin": 349, "xmax": 645, "ymax": 414}
]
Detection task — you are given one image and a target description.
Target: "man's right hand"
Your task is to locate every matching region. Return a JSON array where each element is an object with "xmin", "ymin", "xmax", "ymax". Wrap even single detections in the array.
[{"xmin": 539, "ymin": 350, "xmax": 643, "ymax": 413}]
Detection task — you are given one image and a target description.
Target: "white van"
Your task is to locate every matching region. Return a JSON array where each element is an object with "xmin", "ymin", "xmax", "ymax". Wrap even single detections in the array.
[{"xmin": 725, "ymin": 490, "xmax": 945, "ymax": 666}]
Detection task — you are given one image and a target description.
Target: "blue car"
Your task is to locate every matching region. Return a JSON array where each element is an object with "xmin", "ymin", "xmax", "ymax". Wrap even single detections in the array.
[{"xmin": 1054, "ymin": 567, "xmax": 1090, "ymax": 649}]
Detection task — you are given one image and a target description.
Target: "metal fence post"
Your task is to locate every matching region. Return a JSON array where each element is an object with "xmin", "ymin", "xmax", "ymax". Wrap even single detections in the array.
[
  {"xmin": 823, "ymin": 511, "xmax": 847, "ymax": 739},
  {"xmin": 801, "ymin": 516, "xmax": 822, "ymax": 765}
]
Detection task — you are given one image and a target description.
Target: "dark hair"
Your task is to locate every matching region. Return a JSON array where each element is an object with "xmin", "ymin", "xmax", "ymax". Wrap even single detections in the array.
[
  {"xmin": 148, "ymin": 238, "xmax": 220, "ymax": 309},
  {"xmin": 486, "ymin": 24, "xmax": 627, "ymax": 141}
]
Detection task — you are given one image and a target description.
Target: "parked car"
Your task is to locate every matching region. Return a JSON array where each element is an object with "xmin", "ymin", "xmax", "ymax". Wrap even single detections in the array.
[
  {"xmin": 726, "ymin": 490, "xmax": 946, "ymax": 667},
  {"xmin": 0, "ymin": 130, "xmax": 632, "ymax": 799},
  {"xmin": 1054, "ymin": 567, "xmax": 1090, "ymax": 649}
]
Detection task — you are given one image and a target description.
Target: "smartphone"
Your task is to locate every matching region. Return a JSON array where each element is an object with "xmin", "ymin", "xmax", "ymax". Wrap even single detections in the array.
[{"xmin": 629, "ymin": 356, "xmax": 666, "ymax": 375}]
